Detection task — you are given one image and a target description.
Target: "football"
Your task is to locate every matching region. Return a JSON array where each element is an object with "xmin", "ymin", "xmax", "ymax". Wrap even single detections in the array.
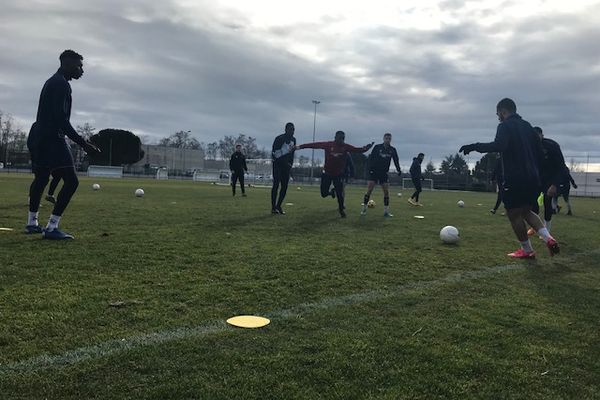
[
  {"xmin": 440, "ymin": 226, "xmax": 460, "ymax": 244},
  {"xmin": 92, "ymin": 183, "xmax": 100, "ymax": 191},
  {"xmin": 367, "ymin": 199, "xmax": 376, "ymax": 208},
  {"xmin": 457, "ymin": 200, "xmax": 465, "ymax": 208},
  {"xmin": 135, "ymin": 188, "xmax": 145, "ymax": 197}
]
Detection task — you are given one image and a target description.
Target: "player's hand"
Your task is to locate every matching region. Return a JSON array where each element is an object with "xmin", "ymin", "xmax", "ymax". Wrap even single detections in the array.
[
  {"xmin": 573, "ymin": 183, "xmax": 578, "ymax": 189},
  {"xmin": 366, "ymin": 142, "xmax": 374, "ymax": 149},
  {"xmin": 459, "ymin": 144, "xmax": 475, "ymax": 155},
  {"xmin": 83, "ymin": 141, "xmax": 101, "ymax": 154},
  {"xmin": 547, "ymin": 185, "xmax": 557, "ymax": 197}
]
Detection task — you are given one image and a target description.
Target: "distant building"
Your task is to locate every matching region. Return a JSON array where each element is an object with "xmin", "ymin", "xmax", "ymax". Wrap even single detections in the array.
[{"xmin": 131, "ymin": 145, "xmax": 205, "ymax": 172}]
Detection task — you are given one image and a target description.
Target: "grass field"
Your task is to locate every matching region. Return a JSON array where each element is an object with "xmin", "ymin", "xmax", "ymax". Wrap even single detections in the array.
[{"xmin": 1, "ymin": 173, "xmax": 599, "ymax": 399}]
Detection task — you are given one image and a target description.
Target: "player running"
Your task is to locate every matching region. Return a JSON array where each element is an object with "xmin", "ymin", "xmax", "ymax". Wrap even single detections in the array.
[
  {"xmin": 460, "ymin": 98, "xmax": 559, "ymax": 259},
  {"xmin": 26, "ymin": 50, "xmax": 100, "ymax": 240},
  {"xmin": 529, "ymin": 126, "xmax": 569, "ymax": 235},
  {"xmin": 271, "ymin": 122, "xmax": 296, "ymax": 214},
  {"xmin": 408, "ymin": 153, "xmax": 425, "ymax": 206},
  {"xmin": 229, "ymin": 144, "xmax": 248, "ymax": 197},
  {"xmin": 297, "ymin": 131, "xmax": 373, "ymax": 218},
  {"xmin": 361, "ymin": 133, "xmax": 401, "ymax": 217}
]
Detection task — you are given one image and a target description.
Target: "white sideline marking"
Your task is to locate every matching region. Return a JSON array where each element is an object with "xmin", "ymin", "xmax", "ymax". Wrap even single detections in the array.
[{"xmin": 1, "ymin": 250, "xmax": 597, "ymax": 376}]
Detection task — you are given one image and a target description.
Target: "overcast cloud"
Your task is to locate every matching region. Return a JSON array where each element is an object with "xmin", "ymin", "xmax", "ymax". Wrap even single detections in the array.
[{"xmin": 1, "ymin": 0, "xmax": 599, "ymax": 169}]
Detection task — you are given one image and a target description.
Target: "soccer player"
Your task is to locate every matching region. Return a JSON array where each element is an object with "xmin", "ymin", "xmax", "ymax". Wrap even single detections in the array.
[
  {"xmin": 490, "ymin": 155, "xmax": 503, "ymax": 214},
  {"xmin": 297, "ymin": 131, "xmax": 373, "ymax": 218},
  {"xmin": 361, "ymin": 133, "xmax": 401, "ymax": 217},
  {"xmin": 26, "ymin": 50, "xmax": 100, "ymax": 240},
  {"xmin": 271, "ymin": 122, "xmax": 296, "ymax": 214},
  {"xmin": 459, "ymin": 98, "xmax": 559, "ymax": 258},
  {"xmin": 408, "ymin": 153, "xmax": 425, "ymax": 206},
  {"xmin": 530, "ymin": 126, "xmax": 569, "ymax": 234},
  {"xmin": 229, "ymin": 144, "xmax": 248, "ymax": 197}
]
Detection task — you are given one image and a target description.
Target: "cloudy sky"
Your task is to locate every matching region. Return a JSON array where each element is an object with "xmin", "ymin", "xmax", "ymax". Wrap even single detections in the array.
[{"xmin": 1, "ymin": 0, "xmax": 599, "ymax": 169}]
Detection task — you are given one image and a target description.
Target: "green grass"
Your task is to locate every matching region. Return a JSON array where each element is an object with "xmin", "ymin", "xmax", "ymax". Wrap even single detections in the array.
[{"xmin": 1, "ymin": 173, "xmax": 599, "ymax": 399}]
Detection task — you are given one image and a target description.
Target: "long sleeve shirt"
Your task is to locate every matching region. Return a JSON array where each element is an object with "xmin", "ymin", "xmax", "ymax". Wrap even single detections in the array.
[
  {"xmin": 368, "ymin": 144, "xmax": 400, "ymax": 173},
  {"xmin": 299, "ymin": 141, "xmax": 370, "ymax": 176}
]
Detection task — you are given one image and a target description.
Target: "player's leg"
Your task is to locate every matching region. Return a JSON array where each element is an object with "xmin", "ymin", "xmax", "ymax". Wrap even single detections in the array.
[
  {"xmin": 542, "ymin": 193, "xmax": 554, "ymax": 232},
  {"xmin": 43, "ymin": 166, "xmax": 79, "ymax": 239},
  {"xmin": 271, "ymin": 166, "xmax": 281, "ymax": 213},
  {"xmin": 275, "ymin": 167, "xmax": 290, "ymax": 214},
  {"xmin": 46, "ymin": 172, "xmax": 61, "ymax": 203},
  {"xmin": 239, "ymin": 172, "xmax": 246, "ymax": 196},
  {"xmin": 231, "ymin": 171, "xmax": 238, "ymax": 196},
  {"xmin": 563, "ymin": 188, "xmax": 572, "ymax": 215},
  {"xmin": 320, "ymin": 173, "xmax": 333, "ymax": 198},
  {"xmin": 361, "ymin": 180, "xmax": 376, "ymax": 214},
  {"xmin": 382, "ymin": 182, "xmax": 391, "ymax": 216},
  {"xmin": 332, "ymin": 176, "xmax": 345, "ymax": 217},
  {"xmin": 27, "ymin": 166, "xmax": 51, "ymax": 233}
]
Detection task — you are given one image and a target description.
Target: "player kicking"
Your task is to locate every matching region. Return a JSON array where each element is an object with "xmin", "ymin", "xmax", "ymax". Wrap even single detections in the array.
[
  {"xmin": 297, "ymin": 131, "xmax": 373, "ymax": 218},
  {"xmin": 460, "ymin": 98, "xmax": 559, "ymax": 258},
  {"xmin": 26, "ymin": 50, "xmax": 100, "ymax": 240},
  {"xmin": 361, "ymin": 133, "xmax": 401, "ymax": 217},
  {"xmin": 408, "ymin": 153, "xmax": 425, "ymax": 206}
]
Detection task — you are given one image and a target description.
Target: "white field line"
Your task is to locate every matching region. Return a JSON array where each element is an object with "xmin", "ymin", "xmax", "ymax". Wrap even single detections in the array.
[{"xmin": 1, "ymin": 250, "xmax": 597, "ymax": 376}]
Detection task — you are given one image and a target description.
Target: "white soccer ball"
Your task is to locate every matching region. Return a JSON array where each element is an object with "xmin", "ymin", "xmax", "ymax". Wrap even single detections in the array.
[
  {"xmin": 457, "ymin": 200, "xmax": 465, "ymax": 208},
  {"xmin": 397, "ymin": 192, "xmax": 402, "ymax": 197},
  {"xmin": 92, "ymin": 183, "xmax": 100, "ymax": 191},
  {"xmin": 135, "ymin": 188, "xmax": 145, "ymax": 197},
  {"xmin": 440, "ymin": 226, "xmax": 460, "ymax": 244}
]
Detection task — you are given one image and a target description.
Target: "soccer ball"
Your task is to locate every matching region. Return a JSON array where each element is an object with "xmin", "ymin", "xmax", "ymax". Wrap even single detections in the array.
[
  {"xmin": 397, "ymin": 192, "xmax": 402, "ymax": 197},
  {"xmin": 135, "ymin": 188, "xmax": 145, "ymax": 197},
  {"xmin": 457, "ymin": 200, "xmax": 465, "ymax": 208},
  {"xmin": 92, "ymin": 183, "xmax": 100, "ymax": 191},
  {"xmin": 440, "ymin": 226, "xmax": 460, "ymax": 244},
  {"xmin": 367, "ymin": 199, "xmax": 376, "ymax": 208}
]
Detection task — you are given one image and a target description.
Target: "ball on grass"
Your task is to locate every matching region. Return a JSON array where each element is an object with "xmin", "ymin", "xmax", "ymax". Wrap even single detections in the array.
[
  {"xmin": 457, "ymin": 200, "xmax": 465, "ymax": 208},
  {"xmin": 92, "ymin": 183, "xmax": 100, "ymax": 191},
  {"xmin": 440, "ymin": 226, "xmax": 460, "ymax": 244},
  {"xmin": 367, "ymin": 199, "xmax": 376, "ymax": 208},
  {"xmin": 135, "ymin": 188, "xmax": 145, "ymax": 197}
]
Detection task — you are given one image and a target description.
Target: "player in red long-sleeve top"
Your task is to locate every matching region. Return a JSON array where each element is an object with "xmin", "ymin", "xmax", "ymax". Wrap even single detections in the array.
[{"xmin": 297, "ymin": 131, "xmax": 373, "ymax": 218}]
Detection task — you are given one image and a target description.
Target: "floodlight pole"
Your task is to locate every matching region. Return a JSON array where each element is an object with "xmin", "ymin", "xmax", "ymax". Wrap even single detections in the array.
[{"xmin": 310, "ymin": 100, "xmax": 320, "ymax": 183}]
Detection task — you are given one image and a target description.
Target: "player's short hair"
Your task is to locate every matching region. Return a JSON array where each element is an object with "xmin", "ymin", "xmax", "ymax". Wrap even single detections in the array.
[
  {"xmin": 383, "ymin": 133, "xmax": 392, "ymax": 137},
  {"xmin": 335, "ymin": 130, "xmax": 345, "ymax": 136},
  {"xmin": 497, "ymin": 98, "xmax": 516, "ymax": 113},
  {"xmin": 418, "ymin": 152, "xmax": 425, "ymax": 157},
  {"xmin": 285, "ymin": 122, "xmax": 294, "ymax": 129},
  {"xmin": 533, "ymin": 126, "xmax": 543, "ymax": 134},
  {"xmin": 59, "ymin": 49, "xmax": 83, "ymax": 63}
]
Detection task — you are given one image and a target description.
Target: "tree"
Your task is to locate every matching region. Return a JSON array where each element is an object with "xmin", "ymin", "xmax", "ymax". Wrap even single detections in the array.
[
  {"xmin": 424, "ymin": 161, "xmax": 436, "ymax": 177},
  {"xmin": 440, "ymin": 153, "xmax": 469, "ymax": 175},
  {"xmin": 473, "ymin": 153, "xmax": 498, "ymax": 182},
  {"xmin": 159, "ymin": 130, "xmax": 202, "ymax": 149},
  {"xmin": 89, "ymin": 129, "xmax": 145, "ymax": 166},
  {"xmin": 298, "ymin": 155, "xmax": 310, "ymax": 167},
  {"xmin": 76, "ymin": 123, "xmax": 96, "ymax": 139},
  {"xmin": 206, "ymin": 142, "xmax": 218, "ymax": 160}
]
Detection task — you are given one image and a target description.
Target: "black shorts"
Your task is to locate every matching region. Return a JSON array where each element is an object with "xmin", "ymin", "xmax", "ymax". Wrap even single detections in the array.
[
  {"xmin": 502, "ymin": 183, "xmax": 540, "ymax": 210},
  {"xmin": 30, "ymin": 139, "xmax": 74, "ymax": 172},
  {"xmin": 368, "ymin": 171, "xmax": 388, "ymax": 184}
]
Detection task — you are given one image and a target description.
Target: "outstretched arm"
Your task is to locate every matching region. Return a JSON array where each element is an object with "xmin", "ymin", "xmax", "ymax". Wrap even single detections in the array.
[
  {"xmin": 460, "ymin": 125, "xmax": 509, "ymax": 155},
  {"xmin": 297, "ymin": 141, "xmax": 330, "ymax": 150},
  {"xmin": 392, "ymin": 149, "xmax": 401, "ymax": 174},
  {"xmin": 345, "ymin": 142, "xmax": 374, "ymax": 153}
]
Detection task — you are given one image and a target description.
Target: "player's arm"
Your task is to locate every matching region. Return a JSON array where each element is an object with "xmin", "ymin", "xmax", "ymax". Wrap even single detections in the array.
[
  {"xmin": 460, "ymin": 124, "xmax": 509, "ymax": 155},
  {"xmin": 297, "ymin": 141, "xmax": 329, "ymax": 150},
  {"xmin": 345, "ymin": 142, "xmax": 375, "ymax": 153},
  {"xmin": 392, "ymin": 148, "xmax": 401, "ymax": 175},
  {"xmin": 229, "ymin": 154, "xmax": 235, "ymax": 171},
  {"xmin": 243, "ymin": 156, "xmax": 248, "ymax": 172},
  {"xmin": 52, "ymin": 82, "xmax": 99, "ymax": 153},
  {"xmin": 569, "ymin": 173, "xmax": 577, "ymax": 188}
]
